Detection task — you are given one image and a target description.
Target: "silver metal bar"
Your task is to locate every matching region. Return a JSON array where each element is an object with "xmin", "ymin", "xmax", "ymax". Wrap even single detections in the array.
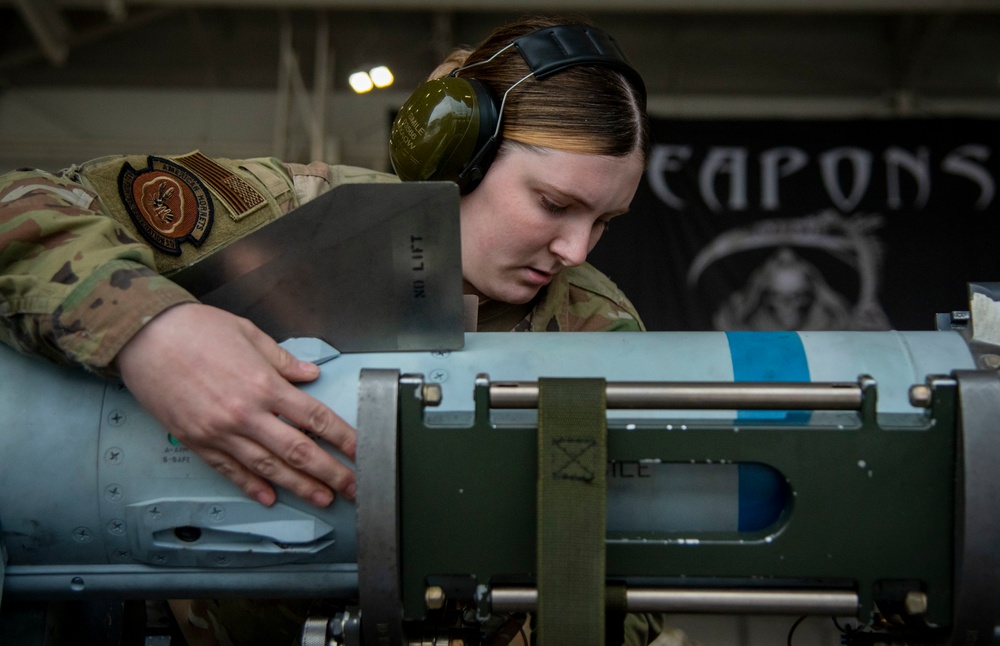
[
  {"xmin": 489, "ymin": 381, "xmax": 864, "ymax": 410},
  {"xmin": 952, "ymin": 370, "xmax": 1000, "ymax": 639},
  {"xmin": 490, "ymin": 587, "xmax": 858, "ymax": 615},
  {"xmin": 357, "ymin": 369, "xmax": 405, "ymax": 646}
]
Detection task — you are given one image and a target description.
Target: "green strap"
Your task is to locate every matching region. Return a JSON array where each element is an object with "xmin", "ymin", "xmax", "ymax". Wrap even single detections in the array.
[
  {"xmin": 605, "ymin": 584, "xmax": 628, "ymax": 646},
  {"xmin": 536, "ymin": 377, "xmax": 607, "ymax": 645}
]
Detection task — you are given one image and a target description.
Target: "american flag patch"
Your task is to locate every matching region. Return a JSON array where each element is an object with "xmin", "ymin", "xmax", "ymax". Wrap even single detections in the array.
[{"xmin": 173, "ymin": 151, "xmax": 266, "ymax": 220}]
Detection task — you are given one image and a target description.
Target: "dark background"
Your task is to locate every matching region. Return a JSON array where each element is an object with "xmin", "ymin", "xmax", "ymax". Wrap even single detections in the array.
[{"xmin": 589, "ymin": 117, "xmax": 999, "ymax": 331}]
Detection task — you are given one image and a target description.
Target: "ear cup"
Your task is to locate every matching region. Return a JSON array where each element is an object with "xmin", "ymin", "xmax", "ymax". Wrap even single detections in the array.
[{"xmin": 389, "ymin": 76, "xmax": 499, "ymax": 192}]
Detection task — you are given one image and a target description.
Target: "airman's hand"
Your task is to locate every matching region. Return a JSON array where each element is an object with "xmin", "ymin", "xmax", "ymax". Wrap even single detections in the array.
[{"xmin": 116, "ymin": 302, "xmax": 356, "ymax": 507}]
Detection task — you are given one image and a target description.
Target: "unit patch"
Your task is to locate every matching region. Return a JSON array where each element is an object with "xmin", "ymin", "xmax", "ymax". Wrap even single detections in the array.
[{"xmin": 118, "ymin": 156, "xmax": 213, "ymax": 255}]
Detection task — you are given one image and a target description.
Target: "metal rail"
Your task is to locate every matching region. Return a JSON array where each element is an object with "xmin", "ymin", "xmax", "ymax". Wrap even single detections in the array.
[
  {"xmin": 490, "ymin": 587, "xmax": 859, "ymax": 615},
  {"xmin": 489, "ymin": 381, "xmax": 865, "ymax": 410}
]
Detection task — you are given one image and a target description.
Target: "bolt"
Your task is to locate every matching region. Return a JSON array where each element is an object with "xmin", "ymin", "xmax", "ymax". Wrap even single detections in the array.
[
  {"xmin": 208, "ymin": 505, "xmax": 226, "ymax": 522},
  {"xmin": 114, "ymin": 548, "xmax": 132, "ymax": 560},
  {"xmin": 428, "ymin": 369, "xmax": 448, "ymax": 383},
  {"xmin": 431, "ymin": 351, "xmax": 450, "ymax": 358},
  {"xmin": 905, "ymin": 591, "xmax": 928, "ymax": 616},
  {"xmin": 104, "ymin": 484, "xmax": 124, "ymax": 503},
  {"xmin": 215, "ymin": 555, "xmax": 231, "ymax": 567},
  {"xmin": 909, "ymin": 385, "xmax": 932, "ymax": 408},
  {"xmin": 981, "ymin": 354, "xmax": 1000, "ymax": 370},
  {"xmin": 425, "ymin": 585, "xmax": 446, "ymax": 610},
  {"xmin": 152, "ymin": 554, "xmax": 167, "ymax": 565},
  {"xmin": 107, "ymin": 410, "xmax": 126, "ymax": 426},
  {"xmin": 330, "ymin": 615, "xmax": 345, "ymax": 637},
  {"xmin": 422, "ymin": 383, "xmax": 443, "ymax": 406},
  {"xmin": 104, "ymin": 447, "xmax": 124, "ymax": 464},
  {"xmin": 146, "ymin": 505, "xmax": 162, "ymax": 519}
]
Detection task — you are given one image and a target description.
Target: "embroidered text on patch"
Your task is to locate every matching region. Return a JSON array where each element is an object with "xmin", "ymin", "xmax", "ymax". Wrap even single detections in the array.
[{"xmin": 117, "ymin": 156, "xmax": 214, "ymax": 255}]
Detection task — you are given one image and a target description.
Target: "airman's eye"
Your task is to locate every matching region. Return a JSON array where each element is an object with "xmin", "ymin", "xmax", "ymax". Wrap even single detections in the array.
[{"xmin": 540, "ymin": 196, "xmax": 567, "ymax": 213}]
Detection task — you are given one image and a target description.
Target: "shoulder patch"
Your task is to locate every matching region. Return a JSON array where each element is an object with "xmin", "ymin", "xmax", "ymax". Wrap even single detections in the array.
[{"xmin": 117, "ymin": 156, "xmax": 214, "ymax": 255}]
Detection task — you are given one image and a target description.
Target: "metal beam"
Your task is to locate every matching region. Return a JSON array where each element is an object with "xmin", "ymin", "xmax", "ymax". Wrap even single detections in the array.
[
  {"xmin": 10, "ymin": 0, "xmax": 1000, "ymax": 13},
  {"xmin": 272, "ymin": 11, "xmax": 336, "ymax": 162},
  {"xmin": 11, "ymin": 0, "xmax": 70, "ymax": 66},
  {"xmin": 104, "ymin": 0, "xmax": 126, "ymax": 21}
]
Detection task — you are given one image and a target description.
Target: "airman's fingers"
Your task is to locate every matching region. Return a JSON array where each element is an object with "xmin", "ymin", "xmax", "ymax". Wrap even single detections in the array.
[
  {"xmin": 204, "ymin": 425, "xmax": 345, "ymax": 507},
  {"xmin": 278, "ymin": 387, "xmax": 358, "ymax": 461},
  {"xmin": 246, "ymin": 322, "xmax": 322, "ymax": 384},
  {"xmin": 198, "ymin": 446, "xmax": 278, "ymax": 507},
  {"xmin": 252, "ymin": 414, "xmax": 356, "ymax": 504}
]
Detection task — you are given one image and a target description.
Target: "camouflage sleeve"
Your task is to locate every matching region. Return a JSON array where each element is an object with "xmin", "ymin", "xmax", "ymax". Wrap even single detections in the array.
[
  {"xmin": 0, "ymin": 169, "xmax": 197, "ymax": 376},
  {"xmin": 279, "ymin": 160, "xmax": 400, "ymax": 206},
  {"xmin": 526, "ymin": 262, "xmax": 646, "ymax": 332}
]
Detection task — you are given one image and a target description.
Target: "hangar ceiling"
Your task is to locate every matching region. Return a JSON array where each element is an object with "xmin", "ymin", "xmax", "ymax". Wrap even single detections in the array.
[{"xmin": 2, "ymin": 0, "xmax": 999, "ymax": 115}]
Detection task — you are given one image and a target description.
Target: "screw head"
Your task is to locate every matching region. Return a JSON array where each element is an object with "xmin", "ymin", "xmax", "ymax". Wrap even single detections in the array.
[
  {"xmin": 72, "ymin": 527, "xmax": 93, "ymax": 543},
  {"xmin": 104, "ymin": 485, "xmax": 124, "ymax": 503}
]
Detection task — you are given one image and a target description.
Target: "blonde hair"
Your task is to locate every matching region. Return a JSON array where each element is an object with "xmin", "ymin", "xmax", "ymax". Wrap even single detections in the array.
[{"xmin": 427, "ymin": 47, "xmax": 473, "ymax": 81}]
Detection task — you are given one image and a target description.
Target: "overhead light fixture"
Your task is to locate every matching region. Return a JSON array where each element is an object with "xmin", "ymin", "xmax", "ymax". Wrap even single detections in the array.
[
  {"xmin": 349, "ymin": 66, "xmax": 394, "ymax": 94},
  {"xmin": 349, "ymin": 71, "xmax": 374, "ymax": 94},
  {"xmin": 369, "ymin": 65, "xmax": 394, "ymax": 89}
]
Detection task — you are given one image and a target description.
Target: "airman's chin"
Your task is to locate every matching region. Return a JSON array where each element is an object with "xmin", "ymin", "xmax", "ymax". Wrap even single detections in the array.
[
  {"xmin": 497, "ymin": 285, "xmax": 542, "ymax": 306},
  {"xmin": 466, "ymin": 279, "xmax": 542, "ymax": 306}
]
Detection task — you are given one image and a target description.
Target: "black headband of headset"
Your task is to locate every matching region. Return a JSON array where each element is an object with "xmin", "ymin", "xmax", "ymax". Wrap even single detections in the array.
[
  {"xmin": 511, "ymin": 25, "xmax": 646, "ymax": 100},
  {"xmin": 449, "ymin": 24, "xmax": 646, "ymax": 189}
]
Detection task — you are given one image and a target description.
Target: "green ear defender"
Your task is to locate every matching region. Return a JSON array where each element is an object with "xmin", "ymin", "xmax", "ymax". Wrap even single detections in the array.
[
  {"xmin": 388, "ymin": 24, "xmax": 645, "ymax": 194},
  {"xmin": 388, "ymin": 76, "xmax": 500, "ymax": 193}
]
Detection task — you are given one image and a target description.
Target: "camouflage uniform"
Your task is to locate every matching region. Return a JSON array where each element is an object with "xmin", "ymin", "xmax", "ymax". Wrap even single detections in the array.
[
  {"xmin": 0, "ymin": 152, "xmax": 671, "ymax": 645},
  {"xmin": 527, "ymin": 265, "xmax": 643, "ymax": 332},
  {"xmin": 0, "ymin": 151, "xmax": 641, "ymax": 378},
  {"xmin": 476, "ymin": 263, "xmax": 644, "ymax": 333}
]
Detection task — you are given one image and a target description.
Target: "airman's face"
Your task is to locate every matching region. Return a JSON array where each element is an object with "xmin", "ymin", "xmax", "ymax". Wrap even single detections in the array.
[{"xmin": 459, "ymin": 145, "xmax": 644, "ymax": 304}]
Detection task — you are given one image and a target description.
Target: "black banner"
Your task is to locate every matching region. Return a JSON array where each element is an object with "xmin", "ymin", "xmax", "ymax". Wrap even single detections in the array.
[{"xmin": 589, "ymin": 118, "xmax": 999, "ymax": 331}]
